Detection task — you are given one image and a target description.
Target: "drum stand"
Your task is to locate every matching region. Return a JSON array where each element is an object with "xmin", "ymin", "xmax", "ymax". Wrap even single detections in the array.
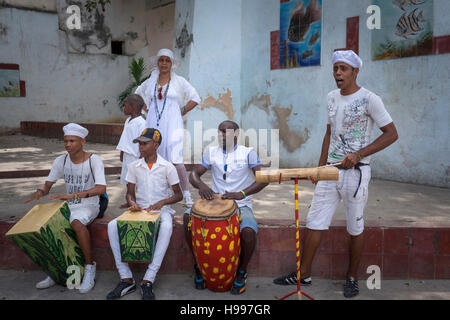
[{"xmin": 278, "ymin": 177, "xmax": 315, "ymax": 301}]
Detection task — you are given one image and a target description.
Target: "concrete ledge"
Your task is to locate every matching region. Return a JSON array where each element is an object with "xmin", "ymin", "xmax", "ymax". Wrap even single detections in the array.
[
  {"xmin": 20, "ymin": 121, "xmax": 124, "ymax": 145},
  {"xmin": 1, "ymin": 217, "xmax": 449, "ymax": 280},
  {"xmin": 0, "ymin": 167, "xmax": 122, "ymax": 179}
]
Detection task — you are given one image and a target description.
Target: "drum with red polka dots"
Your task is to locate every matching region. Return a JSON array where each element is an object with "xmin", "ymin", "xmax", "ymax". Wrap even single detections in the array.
[{"xmin": 190, "ymin": 194, "xmax": 241, "ymax": 292}]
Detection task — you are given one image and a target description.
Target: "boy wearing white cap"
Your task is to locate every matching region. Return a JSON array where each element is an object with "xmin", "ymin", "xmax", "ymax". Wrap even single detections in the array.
[
  {"xmin": 274, "ymin": 50, "xmax": 398, "ymax": 298},
  {"xmin": 25, "ymin": 123, "xmax": 107, "ymax": 293}
]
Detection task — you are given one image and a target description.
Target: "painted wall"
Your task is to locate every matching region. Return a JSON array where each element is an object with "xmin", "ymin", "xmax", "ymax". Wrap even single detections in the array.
[
  {"xmin": 174, "ymin": 0, "xmax": 243, "ymax": 164},
  {"xmin": 174, "ymin": 0, "xmax": 449, "ymax": 187},
  {"xmin": 0, "ymin": 7, "xmax": 129, "ymax": 129},
  {"xmin": 0, "ymin": 1, "xmax": 175, "ymax": 131}
]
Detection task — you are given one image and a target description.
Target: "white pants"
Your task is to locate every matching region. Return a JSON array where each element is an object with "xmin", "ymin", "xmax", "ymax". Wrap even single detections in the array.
[
  {"xmin": 107, "ymin": 210, "xmax": 173, "ymax": 283},
  {"xmin": 306, "ymin": 166, "xmax": 371, "ymax": 236}
]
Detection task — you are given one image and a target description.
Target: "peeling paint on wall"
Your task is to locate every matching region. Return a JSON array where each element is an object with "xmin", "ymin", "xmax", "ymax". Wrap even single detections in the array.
[
  {"xmin": 175, "ymin": 23, "xmax": 193, "ymax": 58},
  {"xmin": 241, "ymin": 94, "xmax": 271, "ymax": 115},
  {"xmin": 0, "ymin": 23, "xmax": 7, "ymax": 36},
  {"xmin": 272, "ymin": 105, "xmax": 309, "ymax": 153},
  {"xmin": 57, "ymin": 1, "xmax": 111, "ymax": 54},
  {"xmin": 201, "ymin": 89, "xmax": 234, "ymax": 119},
  {"xmin": 242, "ymin": 93, "xmax": 309, "ymax": 153}
]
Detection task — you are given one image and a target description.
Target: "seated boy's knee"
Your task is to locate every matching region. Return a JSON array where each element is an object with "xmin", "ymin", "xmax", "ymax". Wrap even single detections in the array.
[
  {"xmin": 107, "ymin": 219, "xmax": 117, "ymax": 232},
  {"xmin": 241, "ymin": 227, "xmax": 256, "ymax": 240}
]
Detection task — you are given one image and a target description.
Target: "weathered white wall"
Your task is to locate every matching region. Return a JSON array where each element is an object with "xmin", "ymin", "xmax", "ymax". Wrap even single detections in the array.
[
  {"xmin": 239, "ymin": 0, "xmax": 450, "ymax": 187},
  {"xmin": 174, "ymin": 0, "xmax": 243, "ymax": 163},
  {"xmin": 0, "ymin": 7, "xmax": 130, "ymax": 128},
  {"xmin": 0, "ymin": 0, "xmax": 176, "ymax": 131},
  {"xmin": 174, "ymin": 0, "xmax": 449, "ymax": 187}
]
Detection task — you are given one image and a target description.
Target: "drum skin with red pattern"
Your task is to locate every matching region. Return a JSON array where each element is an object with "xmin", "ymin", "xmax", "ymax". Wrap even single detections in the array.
[{"xmin": 190, "ymin": 195, "xmax": 241, "ymax": 292}]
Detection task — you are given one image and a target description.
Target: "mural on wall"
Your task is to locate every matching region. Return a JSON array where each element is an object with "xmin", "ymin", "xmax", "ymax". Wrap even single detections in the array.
[
  {"xmin": 280, "ymin": 0, "xmax": 322, "ymax": 68},
  {"xmin": 0, "ymin": 68, "xmax": 20, "ymax": 97},
  {"xmin": 372, "ymin": 0, "xmax": 433, "ymax": 61}
]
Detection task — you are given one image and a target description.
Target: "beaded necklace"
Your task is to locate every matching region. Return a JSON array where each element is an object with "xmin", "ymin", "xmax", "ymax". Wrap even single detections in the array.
[{"xmin": 153, "ymin": 76, "xmax": 171, "ymax": 127}]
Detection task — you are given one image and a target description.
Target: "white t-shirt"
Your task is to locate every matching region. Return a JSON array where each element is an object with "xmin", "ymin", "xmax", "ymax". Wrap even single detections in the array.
[
  {"xmin": 201, "ymin": 145, "xmax": 261, "ymax": 209},
  {"xmin": 125, "ymin": 154, "xmax": 180, "ymax": 214},
  {"xmin": 326, "ymin": 87, "xmax": 393, "ymax": 164},
  {"xmin": 47, "ymin": 154, "xmax": 107, "ymax": 208},
  {"xmin": 116, "ymin": 116, "xmax": 146, "ymax": 157}
]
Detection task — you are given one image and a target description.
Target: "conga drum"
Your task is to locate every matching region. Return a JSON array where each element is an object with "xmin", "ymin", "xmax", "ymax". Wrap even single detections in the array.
[
  {"xmin": 190, "ymin": 194, "xmax": 241, "ymax": 292},
  {"xmin": 116, "ymin": 210, "xmax": 161, "ymax": 262},
  {"xmin": 6, "ymin": 201, "xmax": 85, "ymax": 286}
]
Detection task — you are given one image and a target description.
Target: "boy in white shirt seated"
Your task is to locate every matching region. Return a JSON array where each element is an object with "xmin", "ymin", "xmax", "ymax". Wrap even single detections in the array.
[
  {"xmin": 25, "ymin": 123, "xmax": 107, "ymax": 294},
  {"xmin": 107, "ymin": 128, "xmax": 183, "ymax": 300}
]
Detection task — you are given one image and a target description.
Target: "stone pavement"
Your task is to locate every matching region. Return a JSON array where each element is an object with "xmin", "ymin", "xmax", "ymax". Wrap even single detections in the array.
[
  {"xmin": 1, "ymin": 133, "xmax": 450, "ymax": 301},
  {"xmin": 1, "ymin": 133, "xmax": 449, "ymax": 224},
  {"xmin": 1, "ymin": 270, "xmax": 449, "ymax": 300}
]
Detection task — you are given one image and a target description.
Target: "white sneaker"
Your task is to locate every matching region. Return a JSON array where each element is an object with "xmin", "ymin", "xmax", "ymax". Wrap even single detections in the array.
[
  {"xmin": 36, "ymin": 276, "xmax": 56, "ymax": 289},
  {"xmin": 78, "ymin": 262, "xmax": 96, "ymax": 293},
  {"xmin": 183, "ymin": 190, "xmax": 194, "ymax": 208}
]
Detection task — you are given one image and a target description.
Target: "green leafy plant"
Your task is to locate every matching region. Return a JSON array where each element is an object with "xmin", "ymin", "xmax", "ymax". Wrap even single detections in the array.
[{"xmin": 118, "ymin": 57, "xmax": 151, "ymax": 111}]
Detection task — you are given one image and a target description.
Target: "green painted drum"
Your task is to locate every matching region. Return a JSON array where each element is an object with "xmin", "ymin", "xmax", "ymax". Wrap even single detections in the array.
[
  {"xmin": 6, "ymin": 201, "xmax": 85, "ymax": 285},
  {"xmin": 116, "ymin": 210, "xmax": 160, "ymax": 262}
]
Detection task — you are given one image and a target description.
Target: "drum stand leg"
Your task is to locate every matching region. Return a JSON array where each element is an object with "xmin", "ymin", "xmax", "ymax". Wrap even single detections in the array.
[{"xmin": 278, "ymin": 178, "xmax": 315, "ymax": 301}]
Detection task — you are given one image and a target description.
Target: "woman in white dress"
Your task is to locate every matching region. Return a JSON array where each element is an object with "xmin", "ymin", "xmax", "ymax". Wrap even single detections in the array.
[{"xmin": 135, "ymin": 48, "xmax": 200, "ymax": 207}]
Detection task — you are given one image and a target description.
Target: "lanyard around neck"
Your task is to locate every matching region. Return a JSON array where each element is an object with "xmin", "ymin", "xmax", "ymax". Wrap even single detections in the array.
[{"xmin": 153, "ymin": 78, "xmax": 170, "ymax": 127}]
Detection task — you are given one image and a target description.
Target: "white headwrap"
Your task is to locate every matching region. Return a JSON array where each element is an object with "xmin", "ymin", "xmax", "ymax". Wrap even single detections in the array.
[
  {"xmin": 63, "ymin": 123, "xmax": 88, "ymax": 138},
  {"xmin": 332, "ymin": 50, "xmax": 363, "ymax": 69},
  {"xmin": 148, "ymin": 48, "xmax": 181, "ymax": 71}
]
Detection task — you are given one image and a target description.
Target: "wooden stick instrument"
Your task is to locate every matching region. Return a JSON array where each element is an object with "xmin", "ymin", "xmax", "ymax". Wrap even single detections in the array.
[{"xmin": 255, "ymin": 166, "xmax": 339, "ymax": 183}]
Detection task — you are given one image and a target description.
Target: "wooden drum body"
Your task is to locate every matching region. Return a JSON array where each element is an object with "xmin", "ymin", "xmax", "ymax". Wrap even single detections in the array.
[
  {"xmin": 6, "ymin": 201, "xmax": 85, "ymax": 285},
  {"xmin": 116, "ymin": 210, "xmax": 160, "ymax": 262},
  {"xmin": 190, "ymin": 195, "xmax": 241, "ymax": 292}
]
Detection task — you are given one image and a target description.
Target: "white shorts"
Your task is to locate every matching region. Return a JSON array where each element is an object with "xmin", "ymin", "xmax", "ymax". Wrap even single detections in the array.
[
  {"xmin": 306, "ymin": 166, "xmax": 371, "ymax": 236},
  {"xmin": 69, "ymin": 204, "xmax": 100, "ymax": 226}
]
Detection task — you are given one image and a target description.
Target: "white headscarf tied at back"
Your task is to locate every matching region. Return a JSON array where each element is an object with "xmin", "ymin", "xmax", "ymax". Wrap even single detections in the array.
[
  {"xmin": 149, "ymin": 48, "xmax": 181, "ymax": 72},
  {"xmin": 332, "ymin": 50, "xmax": 363, "ymax": 69},
  {"xmin": 63, "ymin": 123, "xmax": 88, "ymax": 139},
  {"xmin": 135, "ymin": 48, "xmax": 200, "ymax": 110}
]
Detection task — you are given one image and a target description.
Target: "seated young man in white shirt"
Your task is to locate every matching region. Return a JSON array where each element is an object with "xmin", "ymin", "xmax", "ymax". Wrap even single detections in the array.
[
  {"xmin": 106, "ymin": 128, "xmax": 183, "ymax": 300},
  {"xmin": 25, "ymin": 123, "xmax": 107, "ymax": 294},
  {"xmin": 183, "ymin": 120, "xmax": 268, "ymax": 295}
]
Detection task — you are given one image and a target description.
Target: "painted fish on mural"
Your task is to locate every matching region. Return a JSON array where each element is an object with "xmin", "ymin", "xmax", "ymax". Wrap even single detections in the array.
[
  {"xmin": 288, "ymin": 0, "xmax": 321, "ymax": 43},
  {"xmin": 392, "ymin": 0, "xmax": 426, "ymax": 11},
  {"xmin": 308, "ymin": 31, "xmax": 320, "ymax": 46},
  {"xmin": 395, "ymin": 8, "xmax": 426, "ymax": 39},
  {"xmin": 301, "ymin": 49, "xmax": 314, "ymax": 59}
]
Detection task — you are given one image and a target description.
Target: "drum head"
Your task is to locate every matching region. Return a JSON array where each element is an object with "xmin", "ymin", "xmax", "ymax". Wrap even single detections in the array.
[{"xmin": 191, "ymin": 194, "xmax": 237, "ymax": 219}]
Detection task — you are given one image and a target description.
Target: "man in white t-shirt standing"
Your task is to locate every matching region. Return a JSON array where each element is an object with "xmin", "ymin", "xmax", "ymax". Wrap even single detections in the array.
[
  {"xmin": 184, "ymin": 120, "xmax": 268, "ymax": 295},
  {"xmin": 274, "ymin": 50, "xmax": 398, "ymax": 298},
  {"xmin": 25, "ymin": 123, "xmax": 107, "ymax": 294}
]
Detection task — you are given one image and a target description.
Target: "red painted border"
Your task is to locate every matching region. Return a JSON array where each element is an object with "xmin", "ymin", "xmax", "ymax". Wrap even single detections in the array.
[
  {"xmin": 433, "ymin": 35, "xmax": 450, "ymax": 55},
  {"xmin": 270, "ymin": 30, "xmax": 280, "ymax": 70},
  {"xmin": 19, "ymin": 80, "xmax": 26, "ymax": 97},
  {"xmin": 0, "ymin": 64, "xmax": 19, "ymax": 70},
  {"xmin": 334, "ymin": 16, "xmax": 359, "ymax": 53}
]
